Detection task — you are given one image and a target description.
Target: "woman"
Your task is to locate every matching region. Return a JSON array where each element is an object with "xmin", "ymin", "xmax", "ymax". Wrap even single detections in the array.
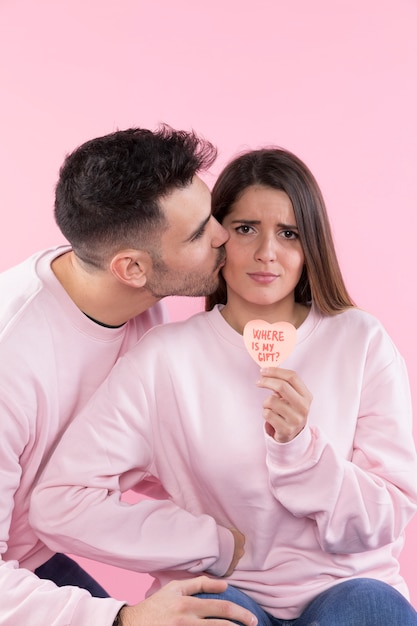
[{"xmin": 31, "ymin": 148, "xmax": 417, "ymax": 625}]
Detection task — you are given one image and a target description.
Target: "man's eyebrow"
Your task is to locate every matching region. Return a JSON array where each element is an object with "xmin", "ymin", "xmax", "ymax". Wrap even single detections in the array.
[{"xmin": 185, "ymin": 213, "xmax": 211, "ymax": 242}]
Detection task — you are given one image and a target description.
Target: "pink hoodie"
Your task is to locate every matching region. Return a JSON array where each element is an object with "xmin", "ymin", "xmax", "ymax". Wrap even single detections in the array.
[
  {"xmin": 0, "ymin": 247, "xmax": 167, "ymax": 625},
  {"xmin": 31, "ymin": 305, "xmax": 417, "ymax": 620}
]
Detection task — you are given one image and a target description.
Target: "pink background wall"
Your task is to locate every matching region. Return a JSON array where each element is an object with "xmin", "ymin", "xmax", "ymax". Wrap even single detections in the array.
[{"xmin": 1, "ymin": 0, "xmax": 416, "ymax": 606}]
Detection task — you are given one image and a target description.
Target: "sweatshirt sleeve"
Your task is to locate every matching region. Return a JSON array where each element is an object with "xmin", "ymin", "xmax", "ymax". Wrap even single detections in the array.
[
  {"xmin": 0, "ymin": 397, "xmax": 124, "ymax": 626},
  {"xmin": 265, "ymin": 344, "xmax": 417, "ymax": 554},
  {"xmin": 0, "ymin": 560, "xmax": 124, "ymax": 625},
  {"xmin": 30, "ymin": 349, "xmax": 234, "ymax": 579}
]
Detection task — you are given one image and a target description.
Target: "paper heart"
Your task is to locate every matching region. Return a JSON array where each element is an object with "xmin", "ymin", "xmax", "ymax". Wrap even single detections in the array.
[{"xmin": 243, "ymin": 320, "xmax": 297, "ymax": 366}]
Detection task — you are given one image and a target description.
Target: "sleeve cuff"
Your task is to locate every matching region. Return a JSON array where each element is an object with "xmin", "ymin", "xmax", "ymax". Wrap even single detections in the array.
[
  {"xmin": 205, "ymin": 525, "xmax": 235, "ymax": 577},
  {"xmin": 265, "ymin": 425, "xmax": 313, "ymax": 467}
]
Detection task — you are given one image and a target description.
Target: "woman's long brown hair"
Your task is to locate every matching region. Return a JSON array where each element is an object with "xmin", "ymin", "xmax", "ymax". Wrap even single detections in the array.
[{"xmin": 206, "ymin": 148, "xmax": 355, "ymax": 314}]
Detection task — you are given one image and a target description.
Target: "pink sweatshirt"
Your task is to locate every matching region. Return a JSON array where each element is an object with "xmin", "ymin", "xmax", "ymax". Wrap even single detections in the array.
[
  {"xmin": 31, "ymin": 304, "xmax": 417, "ymax": 620},
  {"xmin": 0, "ymin": 247, "xmax": 167, "ymax": 625}
]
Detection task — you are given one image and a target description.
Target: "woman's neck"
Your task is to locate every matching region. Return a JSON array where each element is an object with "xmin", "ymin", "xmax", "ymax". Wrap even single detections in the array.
[{"xmin": 220, "ymin": 298, "xmax": 310, "ymax": 335}]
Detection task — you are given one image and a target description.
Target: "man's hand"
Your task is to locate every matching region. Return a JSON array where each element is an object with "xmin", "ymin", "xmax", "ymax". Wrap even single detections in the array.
[
  {"xmin": 118, "ymin": 576, "xmax": 257, "ymax": 626},
  {"xmin": 223, "ymin": 528, "xmax": 245, "ymax": 577}
]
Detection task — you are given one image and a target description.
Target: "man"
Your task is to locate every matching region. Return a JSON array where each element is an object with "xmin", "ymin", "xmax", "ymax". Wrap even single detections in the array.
[{"xmin": 0, "ymin": 127, "xmax": 251, "ymax": 626}]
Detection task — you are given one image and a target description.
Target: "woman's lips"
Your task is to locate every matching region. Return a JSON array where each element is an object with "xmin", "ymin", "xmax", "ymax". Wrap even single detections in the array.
[{"xmin": 247, "ymin": 272, "xmax": 278, "ymax": 284}]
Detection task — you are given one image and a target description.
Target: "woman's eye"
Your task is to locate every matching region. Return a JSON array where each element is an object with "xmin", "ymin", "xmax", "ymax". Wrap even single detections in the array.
[
  {"xmin": 280, "ymin": 230, "xmax": 298, "ymax": 240},
  {"xmin": 235, "ymin": 225, "xmax": 254, "ymax": 234}
]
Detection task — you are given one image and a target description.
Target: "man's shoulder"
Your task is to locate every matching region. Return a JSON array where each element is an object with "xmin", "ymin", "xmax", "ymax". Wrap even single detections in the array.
[{"xmin": 0, "ymin": 247, "xmax": 67, "ymax": 335}]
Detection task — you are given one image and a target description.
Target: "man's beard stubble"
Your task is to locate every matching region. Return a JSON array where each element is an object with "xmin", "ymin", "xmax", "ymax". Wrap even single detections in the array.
[{"xmin": 145, "ymin": 248, "xmax": 225, "ymax": 299}]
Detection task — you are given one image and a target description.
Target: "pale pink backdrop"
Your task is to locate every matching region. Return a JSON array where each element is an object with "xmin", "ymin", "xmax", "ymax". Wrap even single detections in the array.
[{"xmin": 1, "ymin": 0, "xmax": 416, "ymax": 606}]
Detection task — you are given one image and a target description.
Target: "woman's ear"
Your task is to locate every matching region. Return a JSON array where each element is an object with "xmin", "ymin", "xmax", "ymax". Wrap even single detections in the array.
[{"xmin": 109, "ymin": 249, "xmax": 151, "ymax": 288}]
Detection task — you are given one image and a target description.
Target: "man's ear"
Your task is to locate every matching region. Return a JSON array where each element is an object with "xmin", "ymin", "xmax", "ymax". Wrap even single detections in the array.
[{"xmin": 109, "ymin": 249, "xmax": 151, "ymax": 288}]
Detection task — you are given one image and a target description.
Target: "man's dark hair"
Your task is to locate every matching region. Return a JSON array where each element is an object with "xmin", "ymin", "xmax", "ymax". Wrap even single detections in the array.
[{"xmin": 54, "ymin": 125, "xmax": 217, "ymax": 267}]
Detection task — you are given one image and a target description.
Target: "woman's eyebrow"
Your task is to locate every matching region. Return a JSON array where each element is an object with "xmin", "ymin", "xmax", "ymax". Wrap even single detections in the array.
[{"xmin": 229, "ymin": 218, "xmax": 298, "ymax": 229}]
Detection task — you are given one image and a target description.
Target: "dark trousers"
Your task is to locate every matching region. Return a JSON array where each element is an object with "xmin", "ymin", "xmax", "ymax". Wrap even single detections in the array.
[{"xmin": 35, "ymin": 552, "xmax": 109, "ymax": 598}]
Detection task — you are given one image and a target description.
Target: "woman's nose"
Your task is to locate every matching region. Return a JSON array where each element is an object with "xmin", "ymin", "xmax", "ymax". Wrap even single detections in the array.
[{"xmin": 255, "ymin": 236, "xmax": 277, "ymax": 262}]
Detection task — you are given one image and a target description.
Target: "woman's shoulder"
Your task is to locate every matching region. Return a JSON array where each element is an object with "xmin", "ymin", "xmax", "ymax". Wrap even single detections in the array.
[
  {"xmin": 316, "ymin": 306, "xmax": 399, "ymax": 359},
  {"xmin": 318, "ymin": 306, "xmax": 386, "ymax": 333}
]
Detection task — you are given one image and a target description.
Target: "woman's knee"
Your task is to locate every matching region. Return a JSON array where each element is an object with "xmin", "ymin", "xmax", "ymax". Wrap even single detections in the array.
[
  {"xmin": 300, "ymin": 578, "xmax": 417, "ymax": 626},
  {"xmin": 195, "ymin": 586, "xmax": 272, "ymax": 626}
]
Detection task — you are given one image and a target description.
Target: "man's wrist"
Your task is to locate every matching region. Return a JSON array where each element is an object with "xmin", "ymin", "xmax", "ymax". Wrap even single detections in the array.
[{"xmin": 113, "ymin": 605, "xmax": 127, "ymax": 626}]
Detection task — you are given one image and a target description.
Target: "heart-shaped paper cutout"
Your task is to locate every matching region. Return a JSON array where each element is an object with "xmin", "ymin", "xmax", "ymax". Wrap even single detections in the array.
[{"xmin": 243, "ymin": 320, "xmax": 297, "ymax": 366}]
